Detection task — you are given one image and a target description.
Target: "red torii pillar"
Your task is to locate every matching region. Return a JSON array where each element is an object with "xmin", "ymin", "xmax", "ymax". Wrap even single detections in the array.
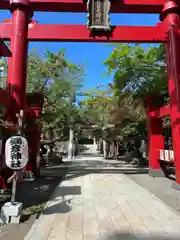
[
  {"xmin": 1, "ymin": 0, "xmax": 32, "ymax": 184},
  {"xmin": 4, "ymin": 0, "xmax": 43, "ymax": 177},
  {"xmin": 161, "ymin": 1, "xmax": 180, "ymax": 188},
  {"xmin": 6, "ymin": 0, "xmax": 32, "ymax": 117},
  {"xmin": 26, "ymin": 93, "xmax": 44, "ymax": 177},
  {"xmin": 145, "ymin": 97, "xmax": 164, "ymax": 177}
]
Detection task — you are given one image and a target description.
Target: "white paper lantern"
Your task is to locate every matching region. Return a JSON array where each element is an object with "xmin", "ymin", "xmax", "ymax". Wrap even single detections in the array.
[{"xmin": 5, "ymin": 136, "xmax": 28, "ymax": 170}]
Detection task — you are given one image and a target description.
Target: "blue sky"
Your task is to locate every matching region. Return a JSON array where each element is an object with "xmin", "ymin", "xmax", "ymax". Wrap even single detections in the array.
[{"xmin": 0, "ymin": 10, "xmax": 159, "ymax": 91}]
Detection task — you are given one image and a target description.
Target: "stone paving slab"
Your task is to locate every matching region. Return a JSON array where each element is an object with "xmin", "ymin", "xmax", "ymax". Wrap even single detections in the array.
[
  {"xmin": 129, "ymin": 174, "xmax": 180, "ymax": 215},
  {"xmin": 25, "ymin": 173, "xmax": 180, "ymax": 240}
]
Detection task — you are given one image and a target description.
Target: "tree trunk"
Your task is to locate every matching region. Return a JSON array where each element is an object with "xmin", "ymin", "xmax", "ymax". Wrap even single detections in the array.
[
  {"xmin": 93, "ymin": 137, "xmax": 96, "ymax": 147},
  {"xmin": 68, "ymin": 125, "xmax": 74, "ymax": 159},
  {"xmin": 103, "ymin": 140, "xmax": 108, "ymax": 159}
]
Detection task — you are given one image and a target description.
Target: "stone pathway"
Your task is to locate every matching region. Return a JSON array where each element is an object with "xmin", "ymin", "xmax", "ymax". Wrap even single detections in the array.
[
  {"xmin": 49, "ymin": 155, "xmax": 148, "ymax": 173},
  {"xmin": 25, "ymin": 172, "xmax": 180, "ymax": 240}
]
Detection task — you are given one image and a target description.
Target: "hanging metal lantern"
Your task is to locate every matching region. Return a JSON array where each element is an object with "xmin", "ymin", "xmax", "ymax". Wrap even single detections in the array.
[{"xmin": 87, "ymin": 0, "xmax": 111, "ymax": 31}]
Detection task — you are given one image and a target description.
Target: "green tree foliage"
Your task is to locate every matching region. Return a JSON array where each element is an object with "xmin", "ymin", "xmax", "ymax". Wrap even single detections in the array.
[
  {"xmin": 103, "ymin": 44, "xmax": 167, "ymax": 137},
  {"xmin": 0, "ymin": 57, "xmax": 7, "ymax": 88},
  {"xmin": 111, "ymin": 93, "xmax": 146, "ymax": 137},
  {"xmin": 0, "ymin": 44, "xmax": 168, "ymax": 140},
  {"xmin": 27, "ymin": 48, "xmax": 85, "ymax": 139},
  {"xmin": 0, "ymin": 57, "xmax": 8, "ymax": 129},
  {"xmin": 80, "ymin": 87, "xmax": 113, "ymax": 126},
  {"xmin": 79, "ymin": 85, "xmax": 117, "ymax": 139},
  {"xmin": 104, "ymin": 44, "xmax": 167, "ymax": 99},
  {"xmin": 0, "ymin": 49, "xmax": 85, "ymax": 139}
]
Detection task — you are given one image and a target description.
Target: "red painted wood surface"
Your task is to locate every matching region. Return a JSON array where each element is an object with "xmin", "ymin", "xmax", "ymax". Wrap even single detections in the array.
[
  {"xmin": 0, "ymin": 0, "xmax": 164, "ymax": 13},
  {"xmin": 146, "ymin": 98, "xmax": 164, "ymax": 171},
  {"xmin": 150, "ymin": 104, "xmax": 170, "ymax": 118},
  {"xmin": 164, "ymin": 1, "xmax": 180, "ymax": 184},
  {"xmin": 0, "ymin": 22, "xmax": 167, "ymax": 43}
]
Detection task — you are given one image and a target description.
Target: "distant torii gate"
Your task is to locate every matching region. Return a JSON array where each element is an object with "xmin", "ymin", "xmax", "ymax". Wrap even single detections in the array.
[{"xmin": 1, "ymin": 0, "xmax": 180, "ymax": 188}]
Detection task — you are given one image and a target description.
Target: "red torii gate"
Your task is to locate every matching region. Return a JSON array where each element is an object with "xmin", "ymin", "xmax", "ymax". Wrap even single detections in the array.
[
  {"xmin": 0, "ymin": 0, "xmax": 165, "ymax": 13},
  {"xmin": 1, "ymin": 0, "xmax": 180, "ymax": 188}
]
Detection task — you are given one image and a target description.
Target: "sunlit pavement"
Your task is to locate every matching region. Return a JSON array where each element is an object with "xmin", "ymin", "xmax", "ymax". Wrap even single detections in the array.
[
  {"xmin": 25, "ymin": 147, "xmax": 180, "ymax": 240},
  {"xmin": 25, "ymin": 175, "xmax": 180, "ymax": 239}
]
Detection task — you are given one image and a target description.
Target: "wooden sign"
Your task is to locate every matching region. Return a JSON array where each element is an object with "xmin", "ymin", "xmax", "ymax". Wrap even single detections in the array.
[{"xmin": 87, "ymin": 0, "xmax": 111, "ymax": 31}]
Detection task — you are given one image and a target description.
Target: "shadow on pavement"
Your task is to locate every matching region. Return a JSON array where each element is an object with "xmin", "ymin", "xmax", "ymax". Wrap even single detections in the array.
[
  {"xmin": 43, "ymin": 185, "xmax": 81, "ymax": 215},
  {"xmin": 99, "ymin": 231, "xmax": 180, "ymax": 240},
  {"xmin": 43, "ymin": 198, "xmax": 72, "ymax": 214},
  {"xmin": 17, "ymin": 168, "xmax": 67, "ymax": 222},
  {"xmin": 0, "ymin": 169, "xmax": 65, "ymax": 240}
]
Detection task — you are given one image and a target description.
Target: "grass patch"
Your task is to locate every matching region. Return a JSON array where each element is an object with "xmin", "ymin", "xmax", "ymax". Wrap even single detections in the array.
[{"xmin": 23, "ymin": 202, "xmax": 46, "ymax": 216}]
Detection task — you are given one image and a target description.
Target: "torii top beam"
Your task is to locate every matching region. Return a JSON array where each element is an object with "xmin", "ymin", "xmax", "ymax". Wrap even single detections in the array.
[{"xmin": 0, "ymin": 0, "xmax": 164, "ymax": 13}]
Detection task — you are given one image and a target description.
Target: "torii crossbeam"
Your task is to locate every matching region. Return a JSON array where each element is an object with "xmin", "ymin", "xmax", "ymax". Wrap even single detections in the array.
[
  {"xmin": 0, "ymin": 21, "xmax": 167, "ymax": 43},
  {"xmin": 0, "ymin": 0, "xmax": 164, "ymax": 13}
]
